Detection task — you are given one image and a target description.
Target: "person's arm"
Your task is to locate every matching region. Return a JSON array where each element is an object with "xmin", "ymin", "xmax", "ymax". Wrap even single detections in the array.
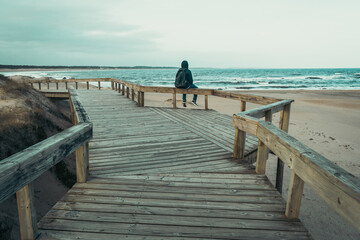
[{"xmin": 187, "ymin": 70, "xmax": 193, "ymax": 84}]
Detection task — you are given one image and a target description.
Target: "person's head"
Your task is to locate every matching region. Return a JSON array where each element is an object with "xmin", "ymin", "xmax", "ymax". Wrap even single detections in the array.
[{"xmin": 181, "ymin": 60, "xmax": 189, "ymax": 69}]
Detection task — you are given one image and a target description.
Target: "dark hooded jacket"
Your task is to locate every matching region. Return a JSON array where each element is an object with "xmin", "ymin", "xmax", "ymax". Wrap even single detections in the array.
[{"xmin": 176, "ymin": 60, "xmax": 193, "ymax": 86}]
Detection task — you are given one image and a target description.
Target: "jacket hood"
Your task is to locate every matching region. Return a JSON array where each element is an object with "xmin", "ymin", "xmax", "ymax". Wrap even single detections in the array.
[{"xmin": 181, "ymin": 60, "xmax": 189, "ymax": 69}]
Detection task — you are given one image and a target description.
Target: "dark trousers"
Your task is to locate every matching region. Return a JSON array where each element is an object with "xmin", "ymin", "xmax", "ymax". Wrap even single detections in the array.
[{"xmin": 183, "ymin": 84, "xmax": 198, "ymax": 102}]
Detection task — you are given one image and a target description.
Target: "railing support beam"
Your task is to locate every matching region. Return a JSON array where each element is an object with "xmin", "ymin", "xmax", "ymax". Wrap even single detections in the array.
[
  {"xmin": 76, "ymin": 144, "xmax": 88, "ymax": 183},
  {"xmin": 276, "ymin": 104, "xmax": 291, "ymax": 193},
  {"xmin": 241, "ymin": 100, "xmax": 246, "ymax": 112},
  {"xmin": 255, "ymin": 110, "xmax": 272, "ymax": 173},
  {"xmin": 205, "ymin": 95, "xmax": 208, "ymax": 110},
  {"xmin": 16, "ymin": 183, "xmax": 38, "ymax": 240},
  {"xmin": 286, "ymin": 172, "xmax": 305, "ymax": 219},
  {"xmin": 233, "ymin": 128, "xmax": 246, "ymax": 160},
  {"xmin": 173, "ymin": 90, "xmax": 177, "ymax": 109}
]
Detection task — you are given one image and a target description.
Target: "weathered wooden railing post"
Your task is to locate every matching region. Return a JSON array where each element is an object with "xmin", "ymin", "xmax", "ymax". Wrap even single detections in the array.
[
  {"xmin": 75, "ymin": 82, "xmax": 78, "ymax": 89},
  {"xmin": 205, "ymin": 95, "xmax": 208, "ymax": 110},
  {"xmin": 276, "ymin": 103, "xmax": 291, "ymax": 193},
  {"xmin": 75, "ymin": 144, "xmax": 88, "ymax": 183},
  {"xmin": 233, "ymin": 128, "xmax": 246, "ymax": 160},
  {"xmin": 137, "ymin": 91, "xmax": 141, "ymax": 106},
  {"xmin": 173, "ymin": 89, "xmax": 177, "ymax": 109},
  {"xmin": 47, "ymin": 82, "xmax": 50, "ymax": 89},
  {"xmin": 111, "ymin": 80, "xmax": 114, "ymax": 90},
  {"xmin": 255, "ymin": 110, "xmax": 272, "ymax": 174},
  {"xmin": 131, "ymin": 89, "xmax": 135, "ymax": 101},
  {"xmin": 122, "ymin": 85, "xmax": 125, "ymax": 95},
  {"xmin": 56, "ymin": 82, "xmax": 59, "ymax": 90},
  {"xmin": 126, "ymin": 87, "xmax": 130, "ymax": 98},
  {"xmin": 141, "ymin": 92, "xmax": 145, "ymax": 106},
  {"xmin": 86, "ymin": 81, "xmax": 89, "ymax": 90},
  {"xmin": 98, "ymin": 81, "xmax": 101, "ymax": 90},
  {"xmin": 38, "ymin": 82, "xmax": 41, "ymax": 90},
  {"xmin": 285, "ymin": 171, "xmax": 305, "ymax": 219},
  {"xmin": 118, "ymin": 83, "xmax": 121, "ymax": 93},
  {"xmin": 16, "ymin": 183, "xmax": 38, "ymax": 240},
  {"xmin": 241, "ymin": 101, "xmax": 246, "ymax": 112}
]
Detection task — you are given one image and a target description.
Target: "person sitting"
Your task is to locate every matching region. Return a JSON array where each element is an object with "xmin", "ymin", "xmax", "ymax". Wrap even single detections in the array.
[{"xmin": 175, "ymin": 60, "xmax": 198, "ymax": 107}]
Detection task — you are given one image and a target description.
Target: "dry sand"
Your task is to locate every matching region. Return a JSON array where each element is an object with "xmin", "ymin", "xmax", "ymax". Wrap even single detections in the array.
[{"xmin": 143, "ymin": 90, "xmax": 360, "ymax": 240}]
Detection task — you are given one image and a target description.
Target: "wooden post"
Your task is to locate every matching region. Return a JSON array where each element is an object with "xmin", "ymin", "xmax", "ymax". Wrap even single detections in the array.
[
  {"xmin": 173, "ymin": 90, "xmax": 177, "ymax": 109},
  {"xmin": 118, "ymin": 84, "xmax": 121, "ymax": 93},
  {"xmin": 86, "ymin": 142, "xmax": 90, "ymax": 177},
  {"xmin": 47, "ymin": 83, "xmax": 50, "ymax": 89},
  {"xmin": 75, "ymin": 82, "xmax": 78, "ymax": 89},
  {"xmin": 30, "ymin": 83, "xmax": 33, "ymax": 88},
  {"xmin": 276, "ymin": 104, "xmax": 291, "ymax": 193},
  {"xmin": 122, "ymin": 85, "xmax": 125, "ymax": 95},
  {"xmin": 86, "ymin": 81, "xmax": 89, "ymax": 90},
  {"xmin": 137, "ymin": 91, "xmax": 141, "ymax": 106},
  {"xmin": 56, "ymin": 82, "xmax": 59, "ymax": 90},
  {"xmin": 233, "ymin": 128, "xmax": 246, "ymax": 160},
  {"xmin": 241, "ymin": 101, "xmax": 246, "ymax": 112},
  {"xmin": 38, "ymin": 82, "xmax": 41, "ymax": 90},
  {"xmin": 255, "ymin": 110, "xmax": 272, "ymax": 174},
  {"xmin": 75, "ymin": 144, "xmax": 87, "ymax": 183},
  {"xmin": 111, "ymin": 80, "xmax": 114, "ymax": 90},
  {"xmin": 141, "ymin": 92, "xmax": 144, "ymax": 106},
  {"xmin": 285, "ymin": 171, "xmax": 305, "ymax": 219},
  {"xmin": 126, "ymin": 87, "xmax": 130, "ymax": 98},
  {"xmin": 205, "ymin": 95, "xmax": 208, "ymax": 110},
  {"xmin": 65, "ymin": 82, "xmax": 68, "ymax": 90},
  {"xmin": 16, "ymin": 184, "xmax": 38, "ymax": 240},
  {"xmin": 98, "ymin": 81, "xmax": 101, "ymax": 90},
  {"xmin": 131, "ymin": 89, "xmax": 135, "ymax": 101}
]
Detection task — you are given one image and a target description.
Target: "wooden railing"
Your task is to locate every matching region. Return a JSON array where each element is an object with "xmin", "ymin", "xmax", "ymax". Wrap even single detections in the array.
[
  {"xmin": 26, "ymin": 78, "xmax": 112, "ymax": 90},
  {"xmin": 0, "ymin": 87, "xmax": 92, "ymax": 239},
  {"xmin": 232, "ymin": 100, "xmax": 360, "ymax": 232}
]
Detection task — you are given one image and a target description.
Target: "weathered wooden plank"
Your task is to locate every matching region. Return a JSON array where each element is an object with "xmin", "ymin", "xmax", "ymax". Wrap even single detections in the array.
[
  {"xmin": 38, "ymin": 230, "xmax": 206, "ymax": 240},
  {"xmin": 38, "ymin": 218, "xmax": 310, "ymax": 240},
  {"xmin": 238, "ymin": 99, "xmax": 293, "ymax": 118},
  {"xmin": 51, "ymin": 201, "xmax": 287, "ymax": 221},
  {"xmin": 213, "ymin": 90, "xmax": 281, "ymax": 105},
  {"xmin": 43, "ymin": 209, "xmax": 305, "ymax": 231},
  {"xmin": 0, "ymin": 123, "xmax": 92, "ymax": 203}
]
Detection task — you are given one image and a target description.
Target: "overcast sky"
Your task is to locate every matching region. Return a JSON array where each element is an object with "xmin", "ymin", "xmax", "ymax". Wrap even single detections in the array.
[{"xmin": 0, "ymin": 0, "xmax": 359, "ymax": 68}]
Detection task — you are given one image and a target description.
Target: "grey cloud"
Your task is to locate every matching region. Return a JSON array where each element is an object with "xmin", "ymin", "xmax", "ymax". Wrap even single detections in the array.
[{"xmin": 0, "ymin": 0, "xmax": 160, "ymax": 65}]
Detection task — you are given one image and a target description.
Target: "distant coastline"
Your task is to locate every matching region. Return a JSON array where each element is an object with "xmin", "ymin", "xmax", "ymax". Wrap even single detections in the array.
[{"xmin": 0, "ymin": 64, "xmax": 177, "ymax": 72}]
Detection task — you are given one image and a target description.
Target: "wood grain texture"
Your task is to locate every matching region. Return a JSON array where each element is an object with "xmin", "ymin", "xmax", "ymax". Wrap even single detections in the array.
[
  {"xmin": 34, "ymin": 89, "xmax": 311, "ymax": 239},
  {"xmin": 0, "ymin": 123, "xmax": 92, "ymax": 203}
]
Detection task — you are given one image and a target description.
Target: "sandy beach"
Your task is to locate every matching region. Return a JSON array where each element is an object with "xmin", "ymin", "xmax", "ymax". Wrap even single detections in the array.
[{"xmin": 143, "ymin": 89, "xmax": 360, "ymax": 239}]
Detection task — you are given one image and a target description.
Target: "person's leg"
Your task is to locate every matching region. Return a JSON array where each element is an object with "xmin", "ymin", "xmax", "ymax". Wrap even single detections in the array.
[{"xmin": 189, "ymin": 84, "xmax": 198, "ymax": 102}]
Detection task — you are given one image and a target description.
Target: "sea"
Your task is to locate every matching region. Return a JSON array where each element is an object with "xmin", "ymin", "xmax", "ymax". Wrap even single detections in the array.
[{"xmin": 2, "ymin": 68, "xmax": 360, "ymax": 90}]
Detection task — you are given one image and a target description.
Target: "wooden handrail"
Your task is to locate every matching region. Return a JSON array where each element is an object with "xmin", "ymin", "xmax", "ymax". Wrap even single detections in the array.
[
  {"xmin": 0, "ymin": 86, "xmax": 93, "ymax": 239},
  {"xmin": 232, "ymin": 103, "xmax": 360, "ymax": 232},
  {"xmin": 0, "ymin": 123, "xmax": 92, "ymax": 203}
]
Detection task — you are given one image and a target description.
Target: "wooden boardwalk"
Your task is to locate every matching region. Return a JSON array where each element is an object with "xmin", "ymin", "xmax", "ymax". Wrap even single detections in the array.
[{"xmin": 38, "ymin": 90, "xmax": 311, "ymax": 239}]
